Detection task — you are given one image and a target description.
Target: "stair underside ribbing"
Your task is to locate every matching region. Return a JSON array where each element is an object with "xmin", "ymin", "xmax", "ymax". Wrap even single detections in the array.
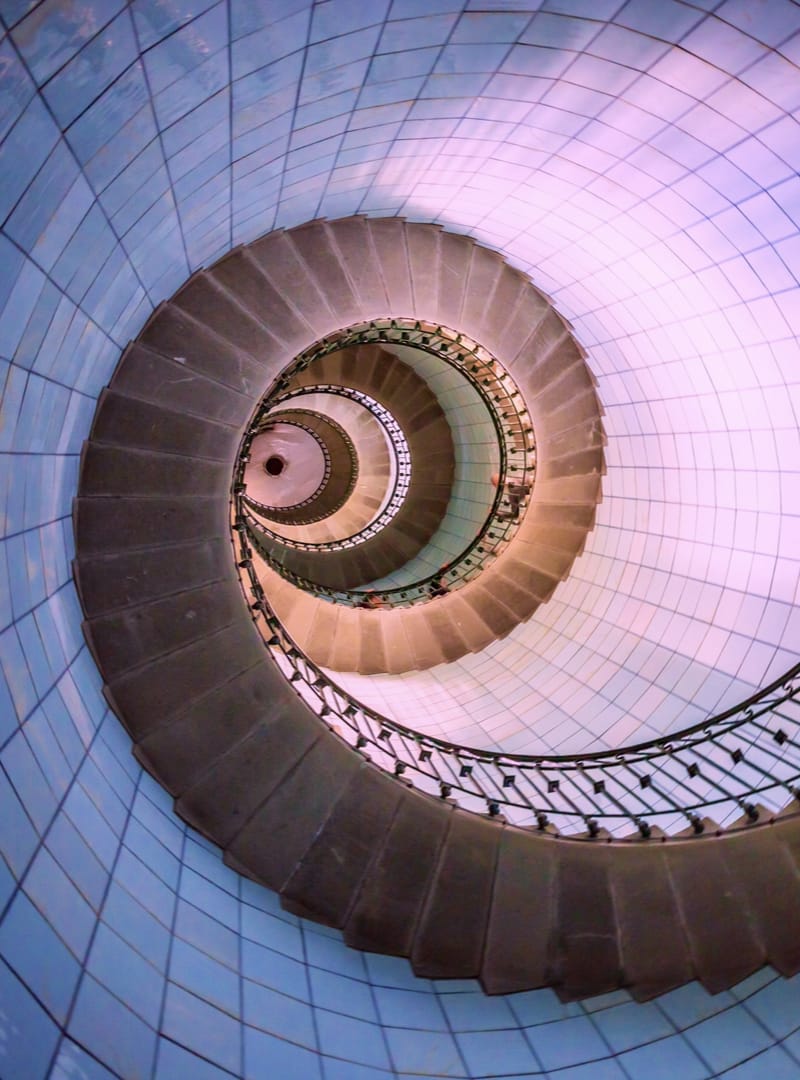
[{"xmin": 72, "ymin": 215, "xmax": 798, "ymax": 1002}]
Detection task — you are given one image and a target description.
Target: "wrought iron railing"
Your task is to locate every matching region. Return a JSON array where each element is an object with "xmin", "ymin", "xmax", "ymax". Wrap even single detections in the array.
[
  {"xmin": 241, "ymin": 410, "xmax": 356, "ymax": 523},
  {"xmin": 237, "ymin": 319, "xmax": 536, "ymax": 607},
  {"xmin": 234, "ymin": 515, "xmax": 800, "ymax": 838},
  {"xmin": 249, "ymin": 385, "xmax": 411, "ymax": 549}
]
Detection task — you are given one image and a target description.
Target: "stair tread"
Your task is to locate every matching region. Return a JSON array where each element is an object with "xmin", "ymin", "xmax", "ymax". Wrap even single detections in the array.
[
  {"xmin": 411, "ymin": 811, "xmax": 502, "ymax": 979},
  {"xmin": 140, "ymin": 301, "xmax": 266, "ymax": 396},
  {"xmin": 665, "ymin": 838, "xmax": 764, "ymax": 993},
  {"xmin": 344, "ymin": 791, "xmax": 452, "ymax": 956},
  {"xmin": 110, "ymin": 342, "xmax": 253, "ymax": 426},
  {"xmin": 482, "ymin": 827, "xmax": 557, "ymax": 995},
  {"xmin": 612, "ymin": 843, "xmax": 693, "ymax": 1001},
  {"xmin": 74, "ymin": 537, "xmax": 232, "ymax": 617},
  {"xmin": 74, "ymin": 494, "xmax": 226, "ymax": 554},
  {"xmin": 84, "ymin": 579, "xmax": 244, "ymax": 681},
  {"xmin": 224, "ymin": 732, "xmax": 361, "ymax": 888},
  {"xmin": 136, "ymin": 663, "xmax": 297, "ymax": 795},
  {"xmin": 80, "ymin": 442, "xmax": 229, "ymax": 498},
  {"xmin": 552, "ymin": 842, "xmax": 622, "ymax": 1000},
  {"xmin": 91, "ymin": 387, "xmax": 238, "ymax": 459},
  {"xmin": 281, "ymin": 763, "xmax": 404, "ymax": 927},
  {"xmin": 106, "ymin": 619, "xmax": 265, "ymax": 740},
  {"xmin": 177, "ymin": 702, "xmax": 324, "ymax": 847}
]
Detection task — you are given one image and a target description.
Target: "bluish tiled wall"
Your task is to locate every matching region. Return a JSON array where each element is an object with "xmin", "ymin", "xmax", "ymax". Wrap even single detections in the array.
[{"xmin": 2, "ymin": 1, "xmax": 800, "ymax": 1077}]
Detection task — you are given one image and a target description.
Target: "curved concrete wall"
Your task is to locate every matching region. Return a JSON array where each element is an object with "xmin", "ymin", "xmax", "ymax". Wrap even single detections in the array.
[{"xmin": 1, "ymin": 1, "xmax": 800, "ymax": 1077}]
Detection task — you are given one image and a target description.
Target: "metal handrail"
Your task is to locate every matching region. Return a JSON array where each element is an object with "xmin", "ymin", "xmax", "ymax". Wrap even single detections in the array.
[
  {"xmin": 234, "ymin": 514, "xmax": 800, "ymax": 837},
  {"xmin": 229, "ymin": 322, "xmax": 800, "ymax": 836},
  {"xmin": 259, "ymin": 385, "xmax": 411, "ymax": 547},
  {"xmin": 242, "ymin": 409, "xmax": 358, "ymax": 525},
  {"xmin": 237, "ymin": 319, "xmax": 536, "ymax": 607}
]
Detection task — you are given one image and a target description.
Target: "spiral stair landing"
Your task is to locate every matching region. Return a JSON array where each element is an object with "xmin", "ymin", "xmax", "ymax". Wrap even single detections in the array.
[{"xmin": 73, "ymin": 216, "xmax": 800, "ymax": 1003}]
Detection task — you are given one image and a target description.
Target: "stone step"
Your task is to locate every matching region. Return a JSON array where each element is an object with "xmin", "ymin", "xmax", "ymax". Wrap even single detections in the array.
[
  {"xmin": 224, "ymin": 732, "xmax": 361, "ymax": 888},
  {"xmin": 84, "ymin": 579, "xmax": 244, "ymax": 682},
  {"xmin": 110, "ymin": 342, "xmax": 253, "ymax": 427},
  {"xmin": 611, "ymin": 843, "xmax": 693, "ymax": 1002},
  {"xmin": 287, "ymin": 219, "xmax": 361, "ymax": 328},
  {"xmin": 105, "ymin": 619, "xmax": 265, "ymax": 741},
  {"xmin": 457, "ymin": 581, "xmax": 519, "ymax": 643},
  {"xmin": 720, "ymin": 819, "xmax": 800, "ymax": 979},
  {"xmin": 362, "ymin": 216, "xmax": 414, "ymax": 315},
  {"xmin": 379, "ymin": 611, "xmax": 417, "ymax": 674},
  {"xmin": 74, "ymin": 537, "xmax": 232, "ymax": 618},
  {"xmin": 344, "ymin": 790, "xmax": 452, "ymax": 956},
  {"xmin": 91, "ymin": 388, "xmax": 239, "ymax": 461},
  {"xmin": 172, "ymin": 271, "xmax": 279, "ymax": 360},
  {"xmin": 541, "ymin": 415, "xmax": 605, "ymax": 462},
  {"xmin": 177, "ymin": 696, "xmax": 325, "ymax": 849},
  {"xmin": 79, "ymin": 444, "xmax": 229, "ymax": 499},
  {"xmin": 326, "ymin": 215, "xmax": 391, "ymax": 318},
  {"xmin": 538, "ymin": 446, "xmax": 606, "ymax": 482},
  {"xmin": 458, "ymin": 242, "xmax": 506, "ymax": 346},
  {"xmin": 139, "ymin": 301, "xmax": 266, "ymax": 396},
  {"xmin": 357, "ymin": 610, "xmax": 390, "ymax": 674},
  {"xmin": 209, "ymin": 246, "xmax": 313, "ymax": 351},
  {"xmin": 666, "ymin": 838, "xmax": 763, "ymax": 993},
  {"xmin": 406, "ymin": 221, "xmax": 443, "ymax": 324},
  {"xmin": 135, "ymin": 663, "xmax": 298, "ymax": 796},
  {"xmin": 411, "ymin": 811, "xmax": 502, "ymax": 979},
  {"xmin": 280, "ymin": 763, "xmax": 404, "ymax": 928},
  {"xmin": 479, "ymin": 266, "xmax": 529, "ymax": 359},
  {"xmin": 74, "ymin": 495, "xmax": 226, "ymax": 555},
  {"xmin": 418, "ymin": 602, "xmax": 471, "ymax": 664},
  {"xmin": 481, "ymin": 827, "xmax": 557, "ymax": 995},
  {"xmin": 246, "ymin": 228, "xmax": 336, "ymax": 337},
  {"xmin": 552, "ymin": 841, "xmax": 622, "ymax": 1000},
  {"xmin": 437, "ymin": 229, "xmax": 475, "ymax": 330}
]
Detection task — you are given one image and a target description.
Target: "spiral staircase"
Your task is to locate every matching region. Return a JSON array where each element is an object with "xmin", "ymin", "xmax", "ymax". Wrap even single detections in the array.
[{"xmin": 74, "ymin": 216, "xmax": 800, "ymax": 1005}]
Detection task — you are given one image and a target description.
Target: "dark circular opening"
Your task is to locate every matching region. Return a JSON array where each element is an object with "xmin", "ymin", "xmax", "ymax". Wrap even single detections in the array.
[{"xmin": 265, "ymin": 456, "xmax": 285, "ymax": 476}]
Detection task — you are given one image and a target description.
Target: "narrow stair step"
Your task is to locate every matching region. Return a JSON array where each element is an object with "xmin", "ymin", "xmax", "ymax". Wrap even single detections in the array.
[
  {"xmin": 140, "ymin": 301, "xmax": 266, "ymax": 396},
  {"xmin": 135, "ymin": 663, "xmax": 297, "ymax": 796},
  {"xmin": 224, "ymin": 732, "xmax": 361, "ymax": 889},
  {"xmin": 411, "ymin": 811, "xmax": 502, "ymax": 979},
  {"xmin": 364, "ymin": 216, "xmax": 414, "ymax": 314},
  {"xmin": 176, "ymin": 700, "xmax": 324, "ymax": 847},
  {"xmin": 74, "ymin": 537, "xmax": 231, "ymax": 617},
  {"xmin": 74, "ymin": 495, "xmax": 225, "ymax": 554},
  {"xmin": 481, "ymin": 827, "xmax": 557, "ymax": 995},
  {"xmin": 79, "ymin": 444, "xmax": 229, "ymax": 498},
  {"xmin": 665, "ymin": 838, "xmax": 764, "ymax": 993},
  {"xmin": 90, "ymin": 388, "xmax": 238, "ymax": 460},
  {"xmin": 344, "ymin": 791, "xmax": 452, "ymax": 956},
  {"xmin": 327, "ymin": 216, "xmax": 390, "ymax": 317},
  {"xmin": 105, "ymin": 619, "xmax": 265, "ymax": 741},
  {"xmin": 110, "ymin": 342, "xmax": 253, "ymax": 426},
  {"xmin": 611, "ymin": 843, "xmax": 693, "ymax": 1002},
  {"xmin": 551, "ymin": 842, "xmax": 622, "ymax": 1000},
  {"xmin": 280, "ymin": 762, "xmax": 404, "ymax": 928},
  {"xmin": 84, "ymin": 579, "xmax": 244, "ymax": 682}
]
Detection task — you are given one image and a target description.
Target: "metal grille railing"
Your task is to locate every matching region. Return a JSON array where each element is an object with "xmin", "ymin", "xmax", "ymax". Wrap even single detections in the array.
[
  {"xmin": 237, "ymin": 319, "xmax": 536, "ymax": 608},
  {"xmin": 233, "ymin": 515, "xmax": 800, "ymax": 837}
]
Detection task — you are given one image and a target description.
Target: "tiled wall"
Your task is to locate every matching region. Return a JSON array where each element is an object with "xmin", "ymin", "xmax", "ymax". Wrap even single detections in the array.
[{"xmin": 2, "ymin": 1, "xmax": 800, "ymax": 1077}]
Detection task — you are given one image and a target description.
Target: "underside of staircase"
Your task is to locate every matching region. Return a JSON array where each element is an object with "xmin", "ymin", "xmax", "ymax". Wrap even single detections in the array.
[{"xmin": 73, "ymin": 215, "xmax": 800, "ymax": 1003}]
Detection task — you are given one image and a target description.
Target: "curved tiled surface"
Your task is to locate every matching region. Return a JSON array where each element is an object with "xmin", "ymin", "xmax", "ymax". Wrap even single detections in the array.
[{"xmin": 2, "ymin": 2, "xmax": 800, "ymax": 1078}]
